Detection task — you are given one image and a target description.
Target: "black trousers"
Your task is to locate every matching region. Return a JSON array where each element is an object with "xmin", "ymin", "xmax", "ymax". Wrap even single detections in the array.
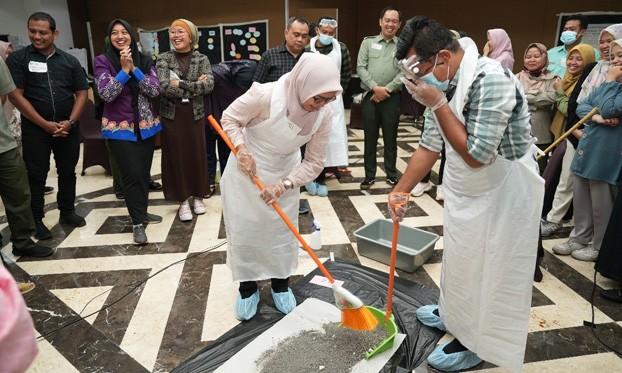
[
  {"xmin": 205, "ymin": 126, "xmax": 230, "ymax": 185},
  {"xmin": 21, "ymin": 120, "xmax": 80, "ymax": 220},
  {"xmin": 108, "ymin": 136, "xmax": 156, "ymax": 225},
  {"xmin": 239, "ymin": 278, "xmax": 289, "ymax": 298}
]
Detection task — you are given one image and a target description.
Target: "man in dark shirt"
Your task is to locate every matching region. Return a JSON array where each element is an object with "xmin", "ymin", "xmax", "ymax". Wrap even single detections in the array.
[
  {"xmin": 7, "ymin": 12, "xmax": 89, "ymax": 240},
  {"xmin": 252, "ymin": 17, "xmax": 309, "ymax": 83}
]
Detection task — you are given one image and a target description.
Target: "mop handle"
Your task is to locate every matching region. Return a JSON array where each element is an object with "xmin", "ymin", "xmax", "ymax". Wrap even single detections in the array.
[
  {"xmin": 208, "ymin": 115, "xmax": 335, "ymax": 283},
  {"xmin": 385, "ymin": 220, "xmax": 399, "ymax": 323},
  {"xmin": 536, "ymin": 107, "xmax": 599, "ymax": 160}
]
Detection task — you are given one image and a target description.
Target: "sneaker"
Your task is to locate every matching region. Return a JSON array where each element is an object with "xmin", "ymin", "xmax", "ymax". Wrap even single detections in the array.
[
  {"xmin": 427, "ymin": 341, "xmax": 483, "ymax": 371},
  {"xmin": 133, "ymin": 225, "xmax": 148, "ymax": 245},
  {"xmin": 12, "ymin": 244, "xmax": 54, "ymax": 258},
  {"xmin": 299, "ymin": 200, "xmax": 310, "ymax": 214},
  {"xmin": 193, "ymin": 197, "xmax": 207, "ymax": 215},
  {"xmin": 552, "ymin": 240, "xmax": 587, "ymax": 255},
  {"xmin": 44, "ymin": 186, "xmax": 54, "ymax": 195},
  {"xmin": 571, "ymin": 245, "xmax": 599, "ymax": 262},
  {"xmin": 271, "ymin": 288, "xmax": 297, "ymax": 315},
  {"xmin": 235, "ymin": 290, "xmax": 260, "ymax": 321},
  {"xmin": 435, "ymin": 185, "xmax": 444, "ymax": 201},
  {"xmin": 143, "ymin": 213, "xmax": 162, "ymax": 224},
  {"xmin": 114, "ymin": 187, "xmax": 124, "ymax": 199},
  {"xmin": 416, "ymin": 305, "xmax": 447, "ymax": 332},
  {"xmin": 386, "ymin": 177, "xmax": 398, "ymax": 186},
  {"xmin": 411, "ymin": 181, "xmax": 432, "ymax": 197},
  {"xmin": 34, "ymin": 220, "xmax": 52, "ymax": 240},
  {"xmin": 316, "ymin": 184, "xmax": 328, "ymax": 197},
  {"xmin": 541, "ymin": 220, "xmax": 563, "ymax": 236},
  {"xmin": 148, "ymin": 180, "xmax": 163, "ymax": 190},
  {"xmin": 305, "ymin": 181, "xmax": 318, "ymax": 196},
  {"xmin": 360, "ymin": 178, "xmax": 375, "ymax": 190},
  {"xmin": 179, "ymin": 201, "xmax": 193, "ymax": 221},
  {"xmin": 59, "ymin": 212, "xmax": 86, "ymax": 227}
]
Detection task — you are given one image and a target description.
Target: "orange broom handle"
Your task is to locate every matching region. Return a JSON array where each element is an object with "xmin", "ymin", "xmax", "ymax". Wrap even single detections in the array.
[
  {"xmin": 208, "ymin": 115, "xmax": 335, "ymax": 283},
  {"xmin": 385, "ymin": 221, "xmax": 399, "ymax": 323}
]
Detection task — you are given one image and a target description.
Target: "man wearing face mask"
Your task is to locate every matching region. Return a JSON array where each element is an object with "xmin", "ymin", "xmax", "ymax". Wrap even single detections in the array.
[
  {"xmin": 303, "ymin": 16, "xmax": 351, "ymax": 195},
  {"xmin": 390, "ymin": 16, "xmax": 544, "ymax": 372},
  {"xmin": 548, "ymin": 14, "xmax": 600, "ymax": 77}
]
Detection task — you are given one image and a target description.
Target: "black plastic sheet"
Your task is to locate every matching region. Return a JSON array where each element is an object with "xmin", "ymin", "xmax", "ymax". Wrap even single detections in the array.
[{"xmin": 173, "ymin": 258, "xmax": 442, "ymax": 373}]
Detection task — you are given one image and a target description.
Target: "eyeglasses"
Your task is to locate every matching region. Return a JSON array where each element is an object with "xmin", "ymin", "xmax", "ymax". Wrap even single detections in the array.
[
  {"xmin": 169, "ymin": 29, "xmax": 187, "ymax": 36},
  {"xmin": 313, "ymin": 95, "xmax": 337, "ymax": 104},
  {"xmin": 319, "ymin": 19, "xmax": 338, "ymax": 28}
]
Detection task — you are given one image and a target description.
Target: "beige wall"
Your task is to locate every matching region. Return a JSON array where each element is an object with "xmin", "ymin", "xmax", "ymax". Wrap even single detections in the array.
[{"xmin": 68, "ymin": 0, "xmax": 622, "ymax": 74}]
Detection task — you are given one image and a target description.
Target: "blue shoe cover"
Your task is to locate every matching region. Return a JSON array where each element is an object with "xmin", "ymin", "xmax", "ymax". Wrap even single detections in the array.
[
  {"xmin": 316, "ymin": 184, "xmax": 328, "ymax": 197},
  {"xmin": 427, "ymin": 341, "xmax": 483, "ymax": 371},
  {"xmin": 235, "ymin": 290, "xmax": 260, "ymax": 321},
  {"xmin": 305, "ymin": 182, "xmax": 318, "ymax": 196},
  {"xmin": 271, "ymin": 288, "xmax": 297, "ymax": 314},
  {"xmin": 416, "ymin": 305, "xmax": 447, "ymax": 332}
]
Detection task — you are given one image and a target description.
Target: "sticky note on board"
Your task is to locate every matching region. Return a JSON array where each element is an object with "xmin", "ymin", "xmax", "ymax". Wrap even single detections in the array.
[
  {"xmin": 249, "ymin": 27, "xmax": 256, "ymax": 32},
  {"xmin": 310, "ymin": 275, "xmax": 344, "ymax": 288},
  {"xmin": 225, "ymin": 29, "xmax": 232, "ymax": 35}
]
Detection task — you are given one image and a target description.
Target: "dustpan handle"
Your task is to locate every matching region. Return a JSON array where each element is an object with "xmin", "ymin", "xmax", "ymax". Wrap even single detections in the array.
[
  {"xmin": 208, "ymin": 115, "xmax": 336, "ymax": 283},
  {"xmin": 385, "ymin": 220, "xmax": 399, "ymax": 323}
]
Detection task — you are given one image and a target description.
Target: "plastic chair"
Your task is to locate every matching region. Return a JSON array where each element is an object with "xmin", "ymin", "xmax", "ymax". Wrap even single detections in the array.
[{"xmin": 78, "ymin": 100, "xmax": 111, "ymax": 175}]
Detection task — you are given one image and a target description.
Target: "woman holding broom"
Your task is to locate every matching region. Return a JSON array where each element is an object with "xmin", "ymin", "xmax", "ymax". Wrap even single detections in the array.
[{"xmin": 220, "ymin": 53, "xmax": 342, "ymax": 321}]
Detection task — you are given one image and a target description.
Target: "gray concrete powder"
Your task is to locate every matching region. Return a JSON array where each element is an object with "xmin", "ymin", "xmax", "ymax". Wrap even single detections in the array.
[{"xmin": 255, "ymin": 322, "xmax": 389, "ymax": 373}]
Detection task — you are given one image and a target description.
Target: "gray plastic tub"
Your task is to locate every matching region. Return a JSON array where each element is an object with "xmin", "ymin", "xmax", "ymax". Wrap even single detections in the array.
[{"xmin": 354, "ymin": 219, "xmax": 439, "ymax": 272}]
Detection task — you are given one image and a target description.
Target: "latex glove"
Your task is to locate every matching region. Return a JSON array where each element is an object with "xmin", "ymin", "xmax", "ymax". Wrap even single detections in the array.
[
  {"xmin": 237, "ymin": 148, "xmax": 256, "ymax": 180},
  {"xmin": 387, "ymin": 202, "xmax": 408, "ymax": 222},
  {"xmin": 401, "ymin": 77, "xmax": 448, "ymax": 112},
  {"xmin": 260, "ymin": 180, "xmax": 287, "ymax": 205}
]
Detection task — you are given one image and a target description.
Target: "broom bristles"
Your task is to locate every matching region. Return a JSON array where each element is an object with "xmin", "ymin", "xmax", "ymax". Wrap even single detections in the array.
[{"xmin": 341, "ymin": 306, "xmax": 379, "ymax": 331}]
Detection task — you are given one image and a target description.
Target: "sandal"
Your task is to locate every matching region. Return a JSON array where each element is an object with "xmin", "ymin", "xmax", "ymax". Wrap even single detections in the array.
[
  {"xmin": 204, "ymin": 184, "xmax": 216, "ymax": 199},
  {"xmin": 18, "ymin": 281, "xmax": 36, "ymax": 295}
]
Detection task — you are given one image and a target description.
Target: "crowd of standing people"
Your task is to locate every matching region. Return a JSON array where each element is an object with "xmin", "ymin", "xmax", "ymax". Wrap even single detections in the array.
[{"xmin": 1, "ymin": 8, "xmax": 622, "ymax": 373}]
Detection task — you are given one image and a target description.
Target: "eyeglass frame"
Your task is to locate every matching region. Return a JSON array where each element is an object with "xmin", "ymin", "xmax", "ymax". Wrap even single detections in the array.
[
  {"xmin": 313, "ymin": 95, "xmax": 337, "ymax": 104},
  {"xmin": 318, "ymin": 19, "xmax": 338, "ymax": 28}
]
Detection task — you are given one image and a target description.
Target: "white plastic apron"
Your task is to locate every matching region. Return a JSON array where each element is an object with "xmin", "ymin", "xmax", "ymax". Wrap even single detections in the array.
[
  {"xmin": 435, "ymin": 38, "xmax": 544, "ymax": 373},
  {"xmin": 221, "ymin": 77, "xmax": 324, "ymax": 282},
  {"xmin": 309, "ymin": 37, "xmax": 348, "ymax": 167}
]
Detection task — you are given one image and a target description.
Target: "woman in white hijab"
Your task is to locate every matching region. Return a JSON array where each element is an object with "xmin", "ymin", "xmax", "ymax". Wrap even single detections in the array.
[{"xmin": 220, "ymin": 53, "xmax": 342, "ymax": 321}]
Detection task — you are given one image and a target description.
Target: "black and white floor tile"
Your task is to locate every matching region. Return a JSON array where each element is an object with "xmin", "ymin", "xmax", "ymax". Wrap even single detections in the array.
[{"xmin": 2, "ymin": 117, "xmax": 621, "ymax": 372}]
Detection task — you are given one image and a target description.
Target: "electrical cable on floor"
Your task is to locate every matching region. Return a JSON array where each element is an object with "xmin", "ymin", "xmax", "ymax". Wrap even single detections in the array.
[
  {"xmin": 585, "ymin": 270, "xmax": 622, "ymax": 355},
  {"xmin": 36, "ymin": 240, "xmax": 227, "ymax": 341}
]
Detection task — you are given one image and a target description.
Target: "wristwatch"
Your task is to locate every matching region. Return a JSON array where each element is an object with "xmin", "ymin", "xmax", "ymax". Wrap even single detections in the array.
[
  {"xmin": 283, "ymin": 179, "xmax": 294, "ymax": 190},
  {"xmin": 68, "ymin": 118, "xmax": 77, "ymax": 128}
]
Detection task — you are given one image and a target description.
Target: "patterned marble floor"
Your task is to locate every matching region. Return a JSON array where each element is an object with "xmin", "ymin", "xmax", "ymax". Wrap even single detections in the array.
[{"xmin": 1, "ymin": 117, "xmax": 621, "ymax": 373}]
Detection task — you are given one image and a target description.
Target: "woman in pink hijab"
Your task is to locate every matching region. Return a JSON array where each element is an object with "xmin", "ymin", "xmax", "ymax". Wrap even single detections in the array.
[
  {"xmin": 0, "ymin": 266, "xmax": 39, "ymax": 372},
  {"xmin": 220, "ymin": 53, "xmax": 342, "ymax": 321},
  {"xmin": 483, "ymin": 28, "xmax": 515, "ymax": 71}
]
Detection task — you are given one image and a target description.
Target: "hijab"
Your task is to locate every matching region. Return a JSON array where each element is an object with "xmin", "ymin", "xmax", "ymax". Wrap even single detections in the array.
[
  {"xmin": 211, "ymin": 60, "xmax": 258, "ymax": 90},
  {"xmin": 103, "ymin": 19, "xmax": 154, "ymax": 131},
  {"xmin": 283, "ymin": 53, "xmax": 342, "ymax": 135},
  {"xmin": 577, "ymin": 23, "xmax": 622, "ymax": 103},
  {"xmin": 561, "ymin": 44, "xmax": 596, "ymax": 97},
  {"xmin": 171, "ymin": 19, "xmax": 199, "ymax": 48},
  {"xmin": 550, "ymin": 44, "xmax": 596, "ymax": 138},
  {"xmin": 487, "ymin": 28, "xmax": 514, "ymax": 70},
  {"xmin": 516, "ymin": 43, "xmax": 557, "ymax": 96}
]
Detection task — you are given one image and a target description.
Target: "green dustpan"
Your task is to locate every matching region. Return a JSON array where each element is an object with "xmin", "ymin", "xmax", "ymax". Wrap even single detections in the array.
[{"xmin": 365, "ymin": 306, "xmax": 398, "ymax": 359}]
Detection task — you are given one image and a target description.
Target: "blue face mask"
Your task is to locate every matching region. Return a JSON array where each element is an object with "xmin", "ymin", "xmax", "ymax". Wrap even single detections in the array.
[
  {"xmin": 318, "ymin": 34, "xmax": 334, "ymax": 46},
  {"xmin": 420, "ymin": 54, "xmax": 450, "ymax": 91},
  {"xmin": 560, "ymin": 30, "xmax": 578, "ymax": 45}
]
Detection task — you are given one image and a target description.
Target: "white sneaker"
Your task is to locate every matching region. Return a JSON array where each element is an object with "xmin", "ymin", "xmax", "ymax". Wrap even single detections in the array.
[
  {"xmin": 435, "ymin": 185, "xmax": 444, "ymax": 201},
  {"xmin": 178, "ymin": 201, "xmax": 193, "ymax": 221},
  {"xmin": 552, "ymin": 240, "xmax": 586, "ymax": 255},
  {"xmin": 193, "ymin": 197, "xmax": 206, "ymax": 215},
  {"xmin": 571, "ymin": 245, "xmax": 599, "ymax": 262},
  {"xmin": 411, "ymin": 181, "xmax": 432, "ymax": 197}
]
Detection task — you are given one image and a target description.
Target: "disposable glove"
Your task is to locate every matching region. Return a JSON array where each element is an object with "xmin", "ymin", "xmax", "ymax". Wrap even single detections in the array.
[
  {"xmin": 237, "ymin": 148, "xmax": 256, "ymax": 180},
  {"xmin": 260, "ymin": 180, "xmax": 287, "ymax": 205},
  {"xmin": 401, "ymin": 77, "xmax": 448, "ymax": 112},
  {"xmin": 387, "ymin": 202, "xmax": 408, "ymax": 222}
]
